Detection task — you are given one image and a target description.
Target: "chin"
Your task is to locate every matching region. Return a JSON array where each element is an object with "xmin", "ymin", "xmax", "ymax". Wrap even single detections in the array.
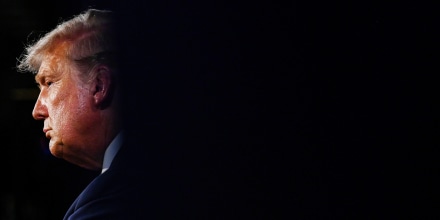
[{"xmin": 49, "ymin": 143, "xmax": 64, "ymax": 159}]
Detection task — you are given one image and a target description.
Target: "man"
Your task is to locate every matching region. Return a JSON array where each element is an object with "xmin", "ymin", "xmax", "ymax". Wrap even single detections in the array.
[
  {"xmin": 17, "ymin": 5, "xmax": 289, "ymax": 220},
  {"xmin": 17, "ymin": 9, "xmax": 150, "ymax": 219}
]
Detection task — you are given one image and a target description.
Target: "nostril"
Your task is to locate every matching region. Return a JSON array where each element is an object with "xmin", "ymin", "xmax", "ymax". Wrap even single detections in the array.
[{"xmin": 32, "ymin": 103, "xmax": 48, "ymax": 120}]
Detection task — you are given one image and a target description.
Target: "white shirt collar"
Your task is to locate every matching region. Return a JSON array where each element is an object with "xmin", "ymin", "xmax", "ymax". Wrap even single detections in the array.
[{"xmin": 101, "ymin": 131, "xmax": 124, "ymax": 173}]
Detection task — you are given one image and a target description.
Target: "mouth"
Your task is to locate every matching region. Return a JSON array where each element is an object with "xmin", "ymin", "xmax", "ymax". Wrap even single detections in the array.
[{"xmin": 43, "ymin": 128, "xmax": 51, "ymax": 139}]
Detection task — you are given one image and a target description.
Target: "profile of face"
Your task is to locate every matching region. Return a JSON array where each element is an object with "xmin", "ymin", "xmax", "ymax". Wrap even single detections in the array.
[{"xmin": 32, "ymin": 49, "xmax": 109, "ymax": 170}]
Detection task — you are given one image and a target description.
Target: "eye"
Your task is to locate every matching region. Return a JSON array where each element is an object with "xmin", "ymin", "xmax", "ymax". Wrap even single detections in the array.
[{"xmin": 47, "ymin": 81, "xmax": 53, "ymax": 87}]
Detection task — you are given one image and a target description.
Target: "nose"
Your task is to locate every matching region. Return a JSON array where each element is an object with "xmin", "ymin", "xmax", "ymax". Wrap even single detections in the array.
[{"xmin": 32, "ymin": 93, "xmax": 48, "ymax": 120}]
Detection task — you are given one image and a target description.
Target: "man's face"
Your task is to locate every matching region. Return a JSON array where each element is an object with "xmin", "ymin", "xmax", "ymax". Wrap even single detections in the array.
[{"xmin": 32, "ymin": 53, "xmax": 104, "ymax": 170}]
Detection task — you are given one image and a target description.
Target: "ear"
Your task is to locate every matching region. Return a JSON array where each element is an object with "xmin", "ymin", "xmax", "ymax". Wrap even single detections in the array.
[{"xmin": 92, "ymin": 65, "xmax": 114, "ymax": 109}]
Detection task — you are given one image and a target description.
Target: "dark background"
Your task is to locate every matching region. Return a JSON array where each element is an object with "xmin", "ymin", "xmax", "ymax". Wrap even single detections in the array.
[{"xmin": 1, "ymin": 0, "xmax": 439, "ymax": 219}]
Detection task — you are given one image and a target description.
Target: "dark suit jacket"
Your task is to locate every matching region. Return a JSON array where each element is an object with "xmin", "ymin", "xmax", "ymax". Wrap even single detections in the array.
[
  {"xmin": 63, "ymin": 143, "xmax": 152, "ymax": 220},
  {"xmin": 62, "ymin": 136, "xmax": 264, "ymax": 219}
]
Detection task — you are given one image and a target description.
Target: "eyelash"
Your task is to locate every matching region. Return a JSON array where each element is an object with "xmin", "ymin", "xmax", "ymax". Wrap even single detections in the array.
[{"xmin": 36, "ymin": 81, "xmax": 53, "ymax": 89}]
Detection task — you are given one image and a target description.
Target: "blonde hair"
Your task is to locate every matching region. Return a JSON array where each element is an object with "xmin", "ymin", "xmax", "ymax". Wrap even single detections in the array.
[{"xmin": 17, "ymin": 9, "xmax": 116, "ymax": 75}]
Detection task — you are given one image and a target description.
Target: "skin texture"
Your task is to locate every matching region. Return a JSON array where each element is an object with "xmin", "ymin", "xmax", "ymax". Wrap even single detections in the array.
[{"xmin": 32, "ymin": 44, "xmax": 118, "ymax": 171}]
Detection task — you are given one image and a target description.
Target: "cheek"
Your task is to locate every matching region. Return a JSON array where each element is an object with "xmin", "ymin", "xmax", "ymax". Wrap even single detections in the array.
[
  {"xmin": 51, "ymin": 97, "xmax": 76, "ymax": 135},
  {"xmin": 48, "ymin": 86, "xmax": 85, "ymax": 129}
]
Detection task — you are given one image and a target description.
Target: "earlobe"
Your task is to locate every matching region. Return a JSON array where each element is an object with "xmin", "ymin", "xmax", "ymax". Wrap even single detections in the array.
[{"xmin": 92, "ymin": 65, "xmax": 114, "ymax": 109}]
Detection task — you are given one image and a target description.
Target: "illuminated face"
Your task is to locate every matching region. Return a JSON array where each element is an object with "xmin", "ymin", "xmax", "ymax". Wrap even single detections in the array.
[{"xmin": 32, "ymin": 53, "xmax": 106, "ymax": 170}]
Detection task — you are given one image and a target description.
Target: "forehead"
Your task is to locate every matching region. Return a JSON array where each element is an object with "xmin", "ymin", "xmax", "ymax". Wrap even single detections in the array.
[
  {"xmin": 35, "ymin": 41, "xmax": 72, "ymax": 81},
  {"xmin": 35, "ymin": 55, "xmax": 65, "ymax": 82}
]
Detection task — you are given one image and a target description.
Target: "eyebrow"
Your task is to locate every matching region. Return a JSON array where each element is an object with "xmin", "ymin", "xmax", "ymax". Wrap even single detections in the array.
[
  {"xmin": 35, "ymin": 69, "xmax": 52, "ymax": 85},
  {"xmin": 35, "ymin": 72, "xmax": 45, "ymax": 84}
]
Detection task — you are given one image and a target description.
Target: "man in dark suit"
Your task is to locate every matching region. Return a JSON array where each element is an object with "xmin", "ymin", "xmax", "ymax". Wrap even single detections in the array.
[
  {"xmin": 17, "ymin": 4, "xmax": 299, "ymax": 219},
  {"xmin": 16, "ymin": 9, "xmax": 152, "ymax": 219}
]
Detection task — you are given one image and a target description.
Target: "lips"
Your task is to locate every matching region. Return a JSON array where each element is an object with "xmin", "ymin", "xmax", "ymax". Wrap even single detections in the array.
[{"xmin": 43, "ymin": 128, "xmax": 52, "ymax": 139}]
